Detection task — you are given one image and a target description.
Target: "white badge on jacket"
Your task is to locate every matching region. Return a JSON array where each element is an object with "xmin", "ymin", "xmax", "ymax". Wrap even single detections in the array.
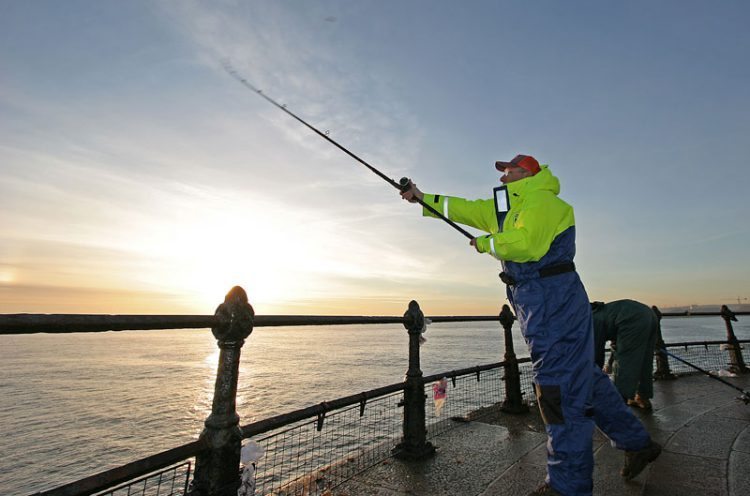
[{"xmin": 493, "ymin": 185, "xmax": 510, "ymax": 232}]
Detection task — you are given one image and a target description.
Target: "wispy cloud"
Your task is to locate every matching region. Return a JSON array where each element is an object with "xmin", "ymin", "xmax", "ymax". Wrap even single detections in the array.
[{"xmin": 160, "ymin": 1, "xmax": 424, "ymax": 176}]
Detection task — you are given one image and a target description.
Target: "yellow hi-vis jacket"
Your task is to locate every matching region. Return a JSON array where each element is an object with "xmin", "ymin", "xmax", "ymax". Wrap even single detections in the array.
[{"xmin": 421, "ymin": 166, "xmax": 576, "ymax": 263}]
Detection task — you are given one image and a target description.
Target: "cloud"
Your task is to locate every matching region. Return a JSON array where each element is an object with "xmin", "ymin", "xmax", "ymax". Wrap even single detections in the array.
[{"xmin": 159, "ymin": 1, "xmax": 424, "ymax": 175}]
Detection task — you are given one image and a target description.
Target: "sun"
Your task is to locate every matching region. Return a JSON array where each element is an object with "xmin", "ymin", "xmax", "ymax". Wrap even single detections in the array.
[
  {"xmin": 126, "ymin": 191, "xmax": 308, "ymax": 313},
  {"xmin": 113, "ymin": 186, "xmax": 395, "ymax": 315},
  {"xmin": 171, "ymin": 216, "xmax": 299, "ymax": 312}
]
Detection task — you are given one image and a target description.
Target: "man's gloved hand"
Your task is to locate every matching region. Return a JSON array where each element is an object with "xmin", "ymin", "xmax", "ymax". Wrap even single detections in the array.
[
  {"xmin": 470, "ymin": 237, "xmax": 482, "ymax": 253},
  {"xmin": 471, "ymin": 236, "xmax": 491, "ymax": 254}
]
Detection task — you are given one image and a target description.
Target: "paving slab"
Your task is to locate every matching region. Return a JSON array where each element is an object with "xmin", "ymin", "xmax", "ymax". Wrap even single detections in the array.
[
  {"xmin": 643, "ymin": 451, "xmax": 727, "ymax": 496},
  {"xmin": 713, "ymin": 399, "xmax": 750, "ymax": 421},
  {"xmin": 480, "ymin": 462, "xmax": 547, "ymax": 496},
  {"xmin": 342, "ymin": 421, "xmax": 546, "ymax": 496},
  {"xmin": 667, "ymin": 415, "xmax": 748, "ymax": 459},
  {"xmin": 731, "ymin": 424, "xmax": 750, "ymax": 454},
  {"xmin": 728, "ymin": 450, "xmax": 750, "ymax": 496}
]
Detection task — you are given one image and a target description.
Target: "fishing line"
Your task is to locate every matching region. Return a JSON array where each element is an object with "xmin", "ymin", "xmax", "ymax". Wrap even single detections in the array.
[
  {"xmin": 221, "ymin": 59, "xmax": 475, "ymax": 240},
  {"xmin": 660, "ymin": 347, "xmax": 750, "ymax": 404}
]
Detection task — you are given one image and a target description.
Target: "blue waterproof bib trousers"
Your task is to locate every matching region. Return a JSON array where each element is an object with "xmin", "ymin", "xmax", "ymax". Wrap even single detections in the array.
[{"xmin": 505, "ymin": 228, "xmax": 651, "ymax": 495}]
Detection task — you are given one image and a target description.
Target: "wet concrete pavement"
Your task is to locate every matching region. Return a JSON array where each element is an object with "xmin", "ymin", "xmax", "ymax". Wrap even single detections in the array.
[{"xmin": 334, "ymin": 373, "xmax": 750, "ymax": 495}]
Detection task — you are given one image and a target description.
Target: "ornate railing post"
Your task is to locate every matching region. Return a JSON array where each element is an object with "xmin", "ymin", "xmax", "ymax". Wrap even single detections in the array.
[
  {"xmin": 191, "ymin": 287, "xmax": 254, "ymax": 496},
  {"xmin": 721, "ymin": 305, "xmax": 748, "ymax": 374},
  {"xmin": 392, "ymin": 300, "xmax": 435, "ymax": 460},
  {"xmin": 499, "ymin": 305, "xmax": 528, "ymax": 413},
  {"xmin": 652, "ymin": 306, "xmax": 675, "ymax": 380}
]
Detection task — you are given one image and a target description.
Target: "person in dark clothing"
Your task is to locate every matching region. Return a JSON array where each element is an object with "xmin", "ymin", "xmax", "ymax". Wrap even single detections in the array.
[{"xmin": 591, "ymin": 300, "xmax": 659, "ymax": 410}]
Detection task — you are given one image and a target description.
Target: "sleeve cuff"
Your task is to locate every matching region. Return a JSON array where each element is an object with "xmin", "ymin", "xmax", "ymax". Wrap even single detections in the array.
[{"xmin": 475, "ymin": 235, "xmax": 491, "ymax": 254}]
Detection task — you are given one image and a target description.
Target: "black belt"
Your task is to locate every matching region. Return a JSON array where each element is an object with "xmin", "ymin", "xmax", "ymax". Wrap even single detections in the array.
[{"xmin": 499, "ymin": 262, "xmax": 576, "ymax": 286}]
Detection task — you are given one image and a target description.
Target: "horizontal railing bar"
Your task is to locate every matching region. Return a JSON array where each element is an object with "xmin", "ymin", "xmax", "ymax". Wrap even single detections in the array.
[
  {"xmin": 31, "ymin": 440, "xmax": 204, "ymax": 496},
  {"xmin": 2, "ymin": 312, "xmax": 747, "ymax": 335},
  {"xmin": 0, "ymin": 314, "xmax": 216, "ymax": 334},
  {"xmin": 423, "ymin": 362, "xmax": 502, "ymax": 383},
  {"xmin": 423, "ymin": 315, "xmax": 505, "ymax": 322},
  {"xmin": 423, "ymin": 356, "xmax": 532, "ymax": 384},
  {"xmin": 255, "ymin": 315, "xmax": 404, "ymax": 326},
  {"xmin": 664, "ymin": 339, "xmax": 750, "ymax": 348},
  {"xmin": 256, "ymin": 315, "xmax": 507, "ymax": 326},
  {"xmin": 661, "ymin": 311, "xmax": 750, "ymax": 317},
  {"xmin": 0, "ymin": 314, "xmax": 410, "ymax": 334},
  {"xmin": 0, "ymin": 314, "xmax": 504, "ymax": 335}
]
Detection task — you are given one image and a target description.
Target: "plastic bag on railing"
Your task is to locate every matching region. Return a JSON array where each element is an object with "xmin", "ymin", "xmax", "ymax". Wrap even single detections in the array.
[
  {"xmin": 718, "ymin": 369, "xmax": 738, "ymax": 377},
  {"xmin": 419, "ymin": 318, "xmax": 432, "ymax": 346},
  {"xmin": 433, "ymin": 377, "xmax": 448, "ymax": 416},
  {"xmin": 238, "ymin": 441, "xmax": 265, "ymax": 496}
]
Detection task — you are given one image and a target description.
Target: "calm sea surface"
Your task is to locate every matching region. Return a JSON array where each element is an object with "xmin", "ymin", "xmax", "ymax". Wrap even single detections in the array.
[{"xmin": 1, "ymin": 316, "xmax": 748, "ymax": 495}]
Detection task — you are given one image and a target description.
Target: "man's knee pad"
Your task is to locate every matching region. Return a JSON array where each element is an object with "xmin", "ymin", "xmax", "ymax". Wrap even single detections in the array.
[{"xmin": 535, "ymin": 384, "xmax": 564, "ymax": 425}]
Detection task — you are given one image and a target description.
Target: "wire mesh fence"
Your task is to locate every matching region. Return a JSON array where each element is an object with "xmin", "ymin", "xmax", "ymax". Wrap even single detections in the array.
[
  {"xmin": 519, "ymin": 360, "xmax": 535, "ymax": 397},
  {"xmin": 247, "ymin": 361, "xmax": 535, "ymax": 495},
  {"xmin": 93, "ymin": 461, "xmax": 191, "ymax": 496},
  {"xmin": 249, "ymin": 391, "xmax": 403, "ymax": 495},
  {"xmin": 422, "ymin": 359, "xmax": 536, "ymax": 439},
  {"xmin": 663, "ymin": 343, "xmax": 735, "ymax": 375},
  {"xmin": 424, "ymin": 367, "xmax": 504, "ymax": 438}
]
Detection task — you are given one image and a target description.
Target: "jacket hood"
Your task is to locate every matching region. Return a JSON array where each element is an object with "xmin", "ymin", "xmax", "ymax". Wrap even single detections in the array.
[{"xmin": 506, "ymin": 165, "xmax": 560, "ymax": 197}]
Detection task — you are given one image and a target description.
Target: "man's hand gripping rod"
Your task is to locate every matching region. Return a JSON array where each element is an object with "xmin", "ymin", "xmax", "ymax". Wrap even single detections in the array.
[{"xmin": 222, "ymin": 61, "xmax": 474, "ymax": 240}]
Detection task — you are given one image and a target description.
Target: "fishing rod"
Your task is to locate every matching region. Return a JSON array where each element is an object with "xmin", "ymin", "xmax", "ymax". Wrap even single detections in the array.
[
  {"xmin": 221, "ymin": 60, "xmax": 474, "ymax": 240},
  {"xmin": 659, "ymin": 347, "xmax": 750, "ymax": 404}
]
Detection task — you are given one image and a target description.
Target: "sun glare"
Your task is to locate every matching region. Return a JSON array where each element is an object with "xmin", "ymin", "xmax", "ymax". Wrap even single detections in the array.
[{"xmin": 127, "ymin": 193, "xmax": 313, "ymax": 313}]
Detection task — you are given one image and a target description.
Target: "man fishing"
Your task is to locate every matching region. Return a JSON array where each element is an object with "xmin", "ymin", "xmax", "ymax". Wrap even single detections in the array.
[
  {"xmin": 592, "ymin": 299, "xmax": 660, "ymax": 411},
  {"xmin": 400, "ymin": 155, "xmax": 662, "ymax": 496}
]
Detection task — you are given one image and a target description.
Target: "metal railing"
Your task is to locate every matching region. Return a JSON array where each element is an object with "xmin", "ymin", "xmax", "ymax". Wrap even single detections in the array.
[{"xmin": 1, "ymin": 289, "xmax": 746, "ymax": 496}]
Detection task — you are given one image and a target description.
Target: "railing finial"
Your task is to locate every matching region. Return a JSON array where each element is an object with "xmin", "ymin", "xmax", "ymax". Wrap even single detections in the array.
[
  {"xmin": 212, "ymin": 286, "xmax": 254, "ymax": 342},
  {"xmin": 192, "ymin": 286, "xmax": 254, "ymax": 495}
]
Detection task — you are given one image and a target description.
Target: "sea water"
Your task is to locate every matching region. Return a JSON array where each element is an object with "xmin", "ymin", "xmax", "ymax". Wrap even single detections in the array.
[{"xmin": 1, "ymin": 316, "xmax": 747, "ymax": 495}]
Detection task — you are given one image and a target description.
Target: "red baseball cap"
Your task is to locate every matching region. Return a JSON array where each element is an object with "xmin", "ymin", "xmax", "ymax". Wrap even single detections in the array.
[{"xmin": 495, "ymin": 155, "xmax": 541, "ymax": 174}]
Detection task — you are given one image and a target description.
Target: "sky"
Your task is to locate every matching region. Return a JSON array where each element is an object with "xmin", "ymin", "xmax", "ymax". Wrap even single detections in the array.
[{"xmin": 1, "ymin": 1, "xmax": 748, "ymax": 316}]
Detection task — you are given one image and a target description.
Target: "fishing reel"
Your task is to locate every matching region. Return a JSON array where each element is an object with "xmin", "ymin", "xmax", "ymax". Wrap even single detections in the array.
[{"xmin": 399, "ymin": 177, "xmax": 413, "ymax": 193}]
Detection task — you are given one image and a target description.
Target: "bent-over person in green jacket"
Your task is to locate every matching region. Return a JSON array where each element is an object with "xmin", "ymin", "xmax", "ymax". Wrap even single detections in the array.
[{"xmin": 591, "ymin": 299, "xmax": 659, "ymax": 410}]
